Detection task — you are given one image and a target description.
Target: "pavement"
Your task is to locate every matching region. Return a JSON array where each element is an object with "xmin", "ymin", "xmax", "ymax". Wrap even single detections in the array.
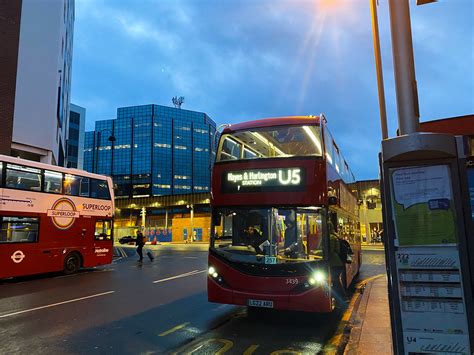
[{"xmin": 343, "ymin": 275, "xmax": 393, "ymax": 355}]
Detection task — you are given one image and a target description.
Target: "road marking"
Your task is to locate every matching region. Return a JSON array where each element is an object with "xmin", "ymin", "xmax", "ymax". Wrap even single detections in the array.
[
  {"xmin": 243, "ymin": 344, "xmax": 259, "ymax": 355},
  {"xmin": 356, "ymin": 273, "xmax": 385, "ymax": 289},
  {"xmin": 0, "ymin": 290, "xmax": 115, "ymax": 319},
  {"xmin": 159, "ymin": 322, "xmax": 190, "ymax": 336},
  {"xmin": 153, "ymin": 270, "xmax": 206, "ymax": 284},
  {"xmin": 188, "ymin": 339, "xmax": 233, "ymax": 354}
]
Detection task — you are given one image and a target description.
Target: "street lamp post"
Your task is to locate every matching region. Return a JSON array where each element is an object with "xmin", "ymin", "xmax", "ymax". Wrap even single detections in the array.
[
  {"xmin": 187, "ymin": 204, "xmax": 194, "ymax": 243},
  {"xmin": 370, "ymin": 0, "xmax": 388, "ymax": 140},
  {"xmin": 94, "ymin": 129, "xmax": 116, "ymax": 173}
]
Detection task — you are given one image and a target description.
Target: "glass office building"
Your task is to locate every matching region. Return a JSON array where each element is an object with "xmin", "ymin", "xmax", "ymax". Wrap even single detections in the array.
[{"xmin": 84, "ymin": 104, "xmax": 216, "ymax": 198}]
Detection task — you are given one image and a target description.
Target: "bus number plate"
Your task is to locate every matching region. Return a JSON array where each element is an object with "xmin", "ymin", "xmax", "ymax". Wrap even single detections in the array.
[
  {"xmin": 265, "ymin": 256, "xmax": 277, "ymax": 264},
  {"xmin": 248, "ymin": 299, "xmax": 274, "ymax": 308}
]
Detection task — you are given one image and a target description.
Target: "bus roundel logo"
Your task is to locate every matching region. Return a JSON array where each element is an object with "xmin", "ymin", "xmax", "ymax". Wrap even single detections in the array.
[
  {"xmin": 47, "ymin": 198, "xmax": 80, "ymax": 230},
  {"xmin": 11, "ymin": 250, "xmax": 26, "ymax": 263}
]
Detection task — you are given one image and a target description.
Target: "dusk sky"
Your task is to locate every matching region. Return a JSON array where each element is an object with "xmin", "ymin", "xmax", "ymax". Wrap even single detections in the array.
[{"xmin": 72, "ymin": 0, "xmax": 473, "ymax": 180}]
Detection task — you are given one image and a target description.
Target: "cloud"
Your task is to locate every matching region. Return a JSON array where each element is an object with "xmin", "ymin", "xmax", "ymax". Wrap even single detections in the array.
[{"xmin": 72, "ymin": 0, "xmax": 473, "ymax": 179}]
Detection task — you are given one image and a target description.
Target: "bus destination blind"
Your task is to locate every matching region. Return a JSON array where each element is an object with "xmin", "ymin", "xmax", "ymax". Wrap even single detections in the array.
[{"xmin": 222, "ymin": 167, "xmax": 306, "ymax": 193}]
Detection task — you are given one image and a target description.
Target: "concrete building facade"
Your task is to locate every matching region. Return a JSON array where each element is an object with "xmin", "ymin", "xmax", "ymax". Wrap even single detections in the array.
[{"xmin": 0, "ymin": 0, "xmax": 75, "ymax": 165}]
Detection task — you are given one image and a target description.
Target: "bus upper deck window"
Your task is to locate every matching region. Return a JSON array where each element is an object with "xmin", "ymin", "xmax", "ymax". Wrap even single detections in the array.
[
  {"xmin": 64, "ymin": 174, "xmax": 80, "ymax": 196},
  {"xmin": 79, "ymin": 177, "xmax": 90, "ymax": 197},
  {"xmin": 44, "ymin": 170, "xmax": 63, "ymax": 194},
  {"xmin": 220, "ymin": 138, "xmax": 241, "ymax": 161},
  {"xmin": 5, "ymin": 164, "xmax": 42, "ymax": 192},
  {"xmin": 91, "ymin": 179, "xmax": 110, "ymax": 200}
]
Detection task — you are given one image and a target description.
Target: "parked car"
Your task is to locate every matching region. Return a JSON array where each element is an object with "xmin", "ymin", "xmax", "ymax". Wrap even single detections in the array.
[{"xmin": 118, "ymin": 236, "xmax": 136, "ymax": 245}]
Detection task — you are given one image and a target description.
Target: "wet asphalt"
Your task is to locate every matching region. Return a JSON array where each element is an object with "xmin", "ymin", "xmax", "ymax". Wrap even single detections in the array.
[{"xmin": 0, "ymin": 247, "xmax": 385, "ymax": 354}]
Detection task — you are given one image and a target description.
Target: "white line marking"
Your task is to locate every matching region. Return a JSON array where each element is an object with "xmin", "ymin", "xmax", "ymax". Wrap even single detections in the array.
[
  {"xmin": 153, "ymin": 270, "xmax": 206, "ymax": 284},
  {"xmin": 0, "ymin": 290, "xmax": 115, "ymax": 319}
]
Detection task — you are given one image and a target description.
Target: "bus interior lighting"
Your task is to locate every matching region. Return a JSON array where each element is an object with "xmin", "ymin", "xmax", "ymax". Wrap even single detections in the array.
[
  {"xmin": 251, "ymin": 132, "xmax": 286, "ymax": 156},
  {"xmin": 302, "ymin": 126, "xmax": 322, "ymax": 155}
]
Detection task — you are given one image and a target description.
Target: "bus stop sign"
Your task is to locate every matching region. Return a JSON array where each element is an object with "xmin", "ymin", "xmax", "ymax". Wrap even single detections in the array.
[{"xmin": 381, "ymin": 133, "xmax": 474, "ymax": 354}]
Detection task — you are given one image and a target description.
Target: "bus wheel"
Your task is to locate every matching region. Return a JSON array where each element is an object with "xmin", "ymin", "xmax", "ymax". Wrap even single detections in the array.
[{"xmin": 64, "ymin": 253, "xmax": 81, "ymax": 275}]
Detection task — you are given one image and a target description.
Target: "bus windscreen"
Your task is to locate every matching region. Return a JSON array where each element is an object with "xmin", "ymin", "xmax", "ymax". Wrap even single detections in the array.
[
  {"xmin": 217, "ymin": 125, "xmax": 322, "ymax": 162},
  {"xmin": 211, "ymin": 207, "xmax": 324, "ymax": 263}
]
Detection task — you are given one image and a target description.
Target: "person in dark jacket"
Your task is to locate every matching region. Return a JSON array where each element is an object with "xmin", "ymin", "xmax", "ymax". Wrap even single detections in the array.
[{"xmin": 136, "ymin": 230, "xmax": 145, "ymax": 262}]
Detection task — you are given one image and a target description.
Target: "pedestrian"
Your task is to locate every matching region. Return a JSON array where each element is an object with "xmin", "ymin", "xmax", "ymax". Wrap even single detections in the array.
[
  {"xmin": 136, "ymin": 230, "xmax": 145, "ymax": 262},
  {"xmin": 136, "ymin": 230, "xmax": 154, "ymax": 262}
]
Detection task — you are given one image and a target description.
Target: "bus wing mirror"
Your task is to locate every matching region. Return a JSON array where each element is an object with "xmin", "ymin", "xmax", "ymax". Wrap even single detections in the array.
[
  {"xmin": 346, "ymin": 254, "xmax": 353, "ymax": 264},
  {"xmin": 212, "ymin": 214, "xmax": 221, "ymax": 226},
  {"xmin": 328, "ymin": 196, "xmax": 338, "ymax": 205}
]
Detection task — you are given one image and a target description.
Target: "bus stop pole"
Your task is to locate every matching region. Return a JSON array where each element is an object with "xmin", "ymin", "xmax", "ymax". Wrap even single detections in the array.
[{"xmin": 388, "ymin": 0, "xmax": 420, "ymax": 135}]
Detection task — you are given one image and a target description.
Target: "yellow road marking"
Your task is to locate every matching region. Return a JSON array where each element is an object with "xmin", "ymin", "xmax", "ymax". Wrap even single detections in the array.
[
  {"xmin": 159, "ymin": 322, "xmax": 190, "ymax": 337},
  {"xmin": 243, "ymin": 344, "xmax": 259, "ymax": 355},
  {"xmin": 188, "ymin": 339, "xmax": 233, "ymax": 354},
  {"xmin": 270, "ymin": 350, "xmax": 302, "ymax": 355},
  {"xmin": 356, "ymin": 273, "xmax": 385, "ymax": 288}
]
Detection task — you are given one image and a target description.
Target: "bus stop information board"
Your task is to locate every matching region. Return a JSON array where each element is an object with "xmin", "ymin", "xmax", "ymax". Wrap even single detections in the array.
[{"xmin": 390, "ymin": 164, "xmax": 471, "ymax": 353}]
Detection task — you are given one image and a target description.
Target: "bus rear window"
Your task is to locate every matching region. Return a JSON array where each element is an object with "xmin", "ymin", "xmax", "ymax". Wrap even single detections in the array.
[{"xmin": 0, "ymin": 216, "xmax": 39, "ymax": 243}]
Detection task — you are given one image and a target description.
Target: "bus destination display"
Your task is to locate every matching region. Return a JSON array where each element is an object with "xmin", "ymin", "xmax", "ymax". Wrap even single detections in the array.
[{"xmin": 222, "ymin": 167, "xmax": 305, "ymax": 193}]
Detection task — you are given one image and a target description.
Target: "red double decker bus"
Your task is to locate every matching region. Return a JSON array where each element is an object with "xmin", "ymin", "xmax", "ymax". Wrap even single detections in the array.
[
  {"xmin": 208, "ymin": 116, "xmax": 361, "ymax": 312},
  {"xmin": 0, "ymin": 155, "xmax": 115, "ymax": 279}
]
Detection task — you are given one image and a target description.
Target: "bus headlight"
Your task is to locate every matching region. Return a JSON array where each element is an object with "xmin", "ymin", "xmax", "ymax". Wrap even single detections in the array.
[
  {"xmin": 308, "ymin": 270, "xmax": 326, "ymax": 286},
  {"xmin": 208, "ymin": 266, "xmax": 224, "ymax": 283}
]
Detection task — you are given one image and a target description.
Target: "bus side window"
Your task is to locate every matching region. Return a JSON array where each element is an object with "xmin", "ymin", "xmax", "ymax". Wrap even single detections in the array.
[
  {"xmin": 90, "ymin": 179, "xmax": 110, "ymax": 199},
  {"xmin": 95, "ymin": 220, "xmax": 112, "ymax": 240},
  {"xmin": 44, "ymin": 170, "xmax": 63, "ymax": 194},
  {"xmin": 5, "ymin": 164, "xmax": 42, "ymax": 191},
  {"xmin": 79, "ymin": 177, "xmax": 90, "ymax": 197},
  {"xmin": 220, "ymin": 137, "xmax": 241, "ymax": 161},
  {"xmin": 0, "ymin": 216, "xmax": 39, "ymax": 243},
  {"xmin": 64, "ymin": 174, "xmax": 80, "ymax": 196}
]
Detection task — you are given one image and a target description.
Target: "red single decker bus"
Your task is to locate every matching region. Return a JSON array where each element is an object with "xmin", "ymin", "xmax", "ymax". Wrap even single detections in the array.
[
  {"xmin": 208, "ymin": 116, "xmax": 361, "ymax": 312},
  {"xmin": 0, "ymin": 155, "xmax": 115, "ymax": 279}
]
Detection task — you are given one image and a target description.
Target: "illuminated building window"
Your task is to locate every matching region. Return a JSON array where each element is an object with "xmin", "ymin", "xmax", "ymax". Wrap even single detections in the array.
[
  {"xmin": 154, "ymin": 143, "xmax": 171, "ymax": 148},
  {"xmin": 175, "ymin": 185, "xmax": 191, "ymax": 189},
  {"xmin": 154, "ymin": 184, "xmax": 171, "ymax": 189}
]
